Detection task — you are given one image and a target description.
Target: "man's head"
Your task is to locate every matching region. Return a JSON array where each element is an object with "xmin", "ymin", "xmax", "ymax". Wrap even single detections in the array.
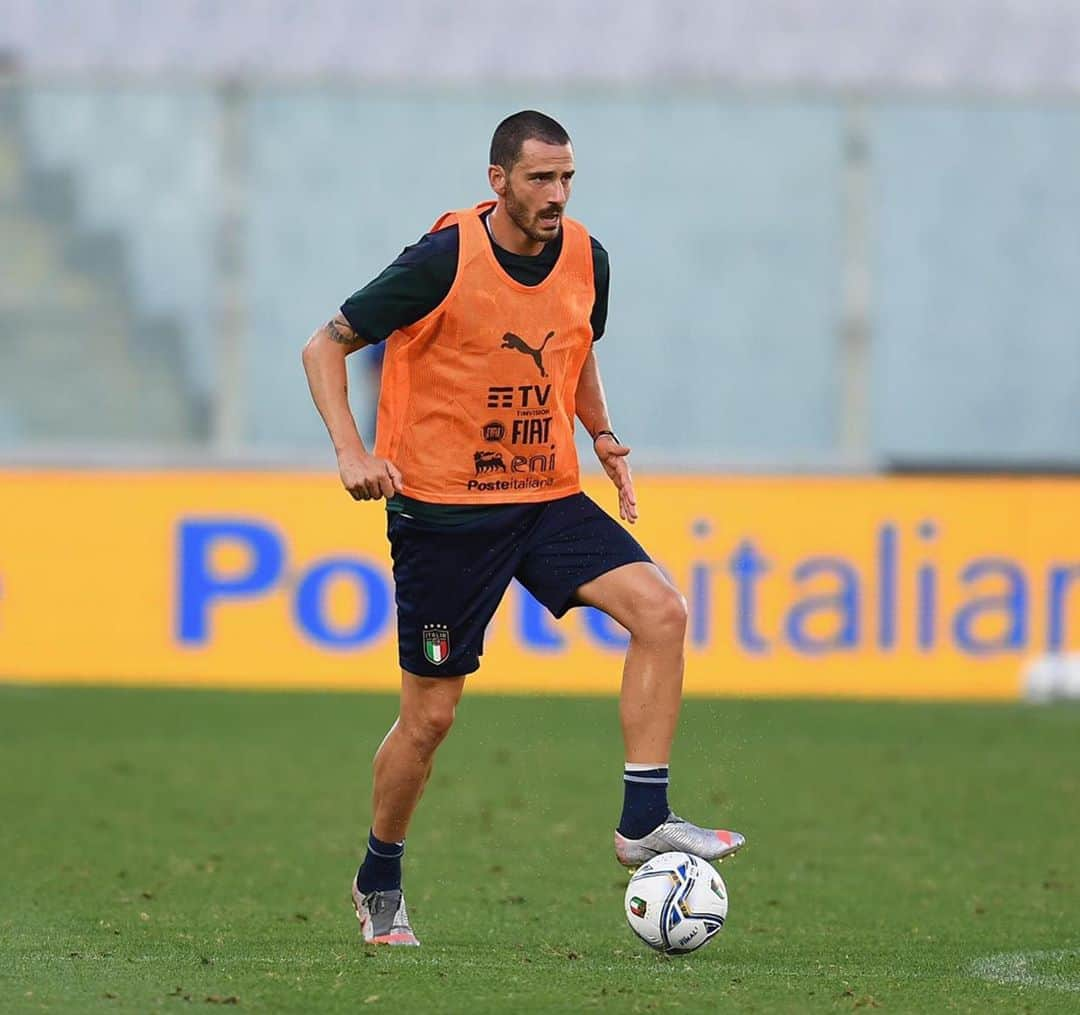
[{"xmin": 489, "ymin": 110, "xmax": 574, "ymax": 245}]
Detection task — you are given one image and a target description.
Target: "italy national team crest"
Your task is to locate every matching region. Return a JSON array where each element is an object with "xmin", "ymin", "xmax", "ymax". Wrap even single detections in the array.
[{"xmin": 422, "ymin": 624, "xmax": 450, "ymax": 666}]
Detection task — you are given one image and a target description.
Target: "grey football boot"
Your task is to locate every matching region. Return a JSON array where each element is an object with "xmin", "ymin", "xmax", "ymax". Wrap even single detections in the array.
[
  {"xmin": 614, "ymin": 812, "xmax": 746, "ymax": 869},
  {"xmin": 351, "ymin": 879, "xmax": 421, "ymax": 946}
]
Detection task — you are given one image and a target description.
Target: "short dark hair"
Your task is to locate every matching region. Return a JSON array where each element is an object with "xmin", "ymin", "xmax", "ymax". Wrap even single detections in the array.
[{"xmin": 489, "ymin": 110, "xmax": 571, "ymax": 170}]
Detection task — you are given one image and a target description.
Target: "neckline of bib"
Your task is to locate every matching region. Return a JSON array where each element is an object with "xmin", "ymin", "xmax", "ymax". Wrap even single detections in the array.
[{"xmin": 472, "ymin": 205, "xmax": 569, "ymax": 295}]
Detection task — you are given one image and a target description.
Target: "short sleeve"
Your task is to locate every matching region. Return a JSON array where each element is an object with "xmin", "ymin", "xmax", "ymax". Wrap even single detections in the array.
[
  {"xmin": 589, "ymin": 237, "xmax": 610, "ymax": 341},
  {"xmin": 340, "ymin": 227, "xmax": 459, "ymax": 344}
]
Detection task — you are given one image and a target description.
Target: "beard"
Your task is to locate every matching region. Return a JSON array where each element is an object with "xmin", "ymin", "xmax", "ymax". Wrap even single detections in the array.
[{"xmin": 504, "ymin": 182, "xmax": 562, "ymax": 245}]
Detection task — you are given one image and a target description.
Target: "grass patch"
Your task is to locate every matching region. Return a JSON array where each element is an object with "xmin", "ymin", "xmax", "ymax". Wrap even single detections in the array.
[{"xmin": 1, "ymin": 686, "xmax": 1078, "ymax": 1012}]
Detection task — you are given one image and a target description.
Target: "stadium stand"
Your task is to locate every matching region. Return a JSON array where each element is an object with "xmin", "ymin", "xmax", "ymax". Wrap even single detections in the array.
[
  {"xmin": 2, "ymin": 1, "xmax": 1079, "ymax": 92},
  {"xmin": 19, "ymin": 87, "xmax": 219, "ymax": 403},
  {"xmin": 873, "ymin": 105, "xmax": 1080, "ymax": 466},
  {"xmin": 0, "ymin": 87, "xmax": 204, "ymax": 443},
  {"xmin": 2, "ymin": 2, "xmax": 1080, "ymax": 464}
]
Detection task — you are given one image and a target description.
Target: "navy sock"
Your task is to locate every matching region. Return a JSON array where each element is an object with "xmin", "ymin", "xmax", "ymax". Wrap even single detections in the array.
[
  {"xmin": 356, "ymin": 830, "xmax": 405, "ymax": 894},
  {"xmin": 617, "ymin": 765, "xmax": 670, "ymax": 839}
]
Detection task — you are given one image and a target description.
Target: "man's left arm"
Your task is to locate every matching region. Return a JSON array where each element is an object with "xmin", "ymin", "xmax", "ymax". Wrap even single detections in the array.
[{"xmin": 576, "ymin": 348, "xmax": 638, "ymax": 524}]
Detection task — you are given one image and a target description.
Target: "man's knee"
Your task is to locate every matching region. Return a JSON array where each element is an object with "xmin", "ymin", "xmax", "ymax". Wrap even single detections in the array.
[
  {"xmin": 630, "ymin": 584, "xmax": 688, "ymax": 644},
  {"xmin": 400, "ymin": 693, "xmax": 458, "ymax": 754}
]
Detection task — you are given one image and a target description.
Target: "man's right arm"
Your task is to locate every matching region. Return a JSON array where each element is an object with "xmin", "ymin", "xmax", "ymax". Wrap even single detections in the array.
[
  {"xmin": 305, "ymin": 226, "xmax": 456, "ymax": 500},
  {"xmin": 301, "ymin": 312, "xmax": 403, "ymax": 501}
]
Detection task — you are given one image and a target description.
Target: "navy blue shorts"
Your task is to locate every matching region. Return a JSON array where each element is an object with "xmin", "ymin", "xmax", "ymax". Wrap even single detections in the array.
[{"xmin": 387, "ymin": 493, "xmax": 651, "ymax": 677}]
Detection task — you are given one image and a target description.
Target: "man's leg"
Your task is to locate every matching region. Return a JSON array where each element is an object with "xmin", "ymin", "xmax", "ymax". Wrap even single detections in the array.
[
  {"xmin": 357, "ymin": 503, "xmax": 539, "ymax": 943},
  {"xmin": 575, "ymin": 561, "xmax": 686, "ymax": 763},
  {"xmin": 352, "ymin": 670, "xmax": 465, "ymax": 945},
  {"xmin": 358, "ymin": 669, "xmax": 464, "ymax": 888},
  {"xmin": 576, "ymin": 561, "xmax": 745, "ymax": 866},
  {"xmin": 372, "ymin": 670, "xmax": 466, "ymax": 843}
]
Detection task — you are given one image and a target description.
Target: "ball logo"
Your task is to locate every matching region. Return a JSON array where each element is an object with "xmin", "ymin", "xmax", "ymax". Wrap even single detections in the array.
[
  {"xmin": 629, "ymin": 896, "xmax": 647, "ymax": 918},
  {"xmin": 422, "ymin": 624, "xmax": 450, "ymax": 666}
]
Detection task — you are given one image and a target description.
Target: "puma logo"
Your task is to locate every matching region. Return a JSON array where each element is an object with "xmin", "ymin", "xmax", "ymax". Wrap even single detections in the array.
[{"xmin": 501, "ymin": 330, "xmax": 554, "ymax": 377}]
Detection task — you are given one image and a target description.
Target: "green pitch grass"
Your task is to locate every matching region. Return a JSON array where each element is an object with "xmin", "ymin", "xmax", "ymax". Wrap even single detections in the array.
[{"xmin": 1, "ymin": 686, "xmax": 1078, "ymax": 1013}]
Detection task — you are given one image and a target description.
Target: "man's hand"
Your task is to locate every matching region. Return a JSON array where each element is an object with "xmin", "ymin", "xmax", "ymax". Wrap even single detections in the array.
[
  {"xmin": 595, "ymin": 434, "xmax": 638, "ymax": 524},
  {"xmin": 338, "ymin": 449, "xmax": 404, "ymax": 501}
]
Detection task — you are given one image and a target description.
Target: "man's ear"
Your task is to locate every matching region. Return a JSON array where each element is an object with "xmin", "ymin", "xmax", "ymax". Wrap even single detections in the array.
[{"xmin": 488, "ymin": 164, "xmax": 507, "ymax": 197}]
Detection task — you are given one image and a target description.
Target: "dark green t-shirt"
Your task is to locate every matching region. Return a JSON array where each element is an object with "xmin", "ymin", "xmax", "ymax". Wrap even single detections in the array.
[
  {"xmin": 340, "ymin": 211, "xmax": 610, "ymax": 523},
  {"xmin": 341, "ymin": 210, "xmax": 609, "ymax": 345}
]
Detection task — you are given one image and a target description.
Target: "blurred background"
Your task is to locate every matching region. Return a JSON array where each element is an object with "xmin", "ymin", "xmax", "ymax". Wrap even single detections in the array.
[
  {"xmin": 3, "ymin": 1, "xmax": 1080, "ymax": 701},
  {"xmin": 3, "ymin": 0, "xmax": 1079, "ymax": 471},
  {"xmin": 4, "ymin": 13, "xmax": 1079, "ymax": 1009}
]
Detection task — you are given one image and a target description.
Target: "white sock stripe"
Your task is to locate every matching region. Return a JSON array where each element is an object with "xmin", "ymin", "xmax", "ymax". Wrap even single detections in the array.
[
  {"xmin": 624, "ymin": 763, "xmax": 669, "ymax": 772},
  {"xmin": 368, "ymin": 843, "xmax": 405, "ymax": 858},
  {"xmin": 623, "ymin": 774, "xmax": 670, "ymax": 784}
]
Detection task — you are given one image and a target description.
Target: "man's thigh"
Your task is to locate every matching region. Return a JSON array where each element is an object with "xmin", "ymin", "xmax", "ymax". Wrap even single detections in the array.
[
  {"xmin": 574, "ymin": 560, "xmax": 681, "ymax": 632},
  {"xmin": 513, "ymin": 493, "xmax": 652, "ymax": 619},
  {"xmin": 387, "ymin": 508, "xmax": 539, "ymax": 676},
  {"xmin": 398, "ymin": 668, "xmax": 467, "ymax": 726}
]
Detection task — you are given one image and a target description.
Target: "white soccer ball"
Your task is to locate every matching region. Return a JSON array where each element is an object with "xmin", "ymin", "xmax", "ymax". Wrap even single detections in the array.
[{"xmin": 624, "ymin": 851, "xmax": 728, "ymax": 954}]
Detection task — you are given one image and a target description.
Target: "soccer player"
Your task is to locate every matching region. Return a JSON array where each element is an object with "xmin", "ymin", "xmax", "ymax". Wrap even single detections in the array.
[{"xmin": 302, "ymin": 111, "xmax": 745, "ymax": 946}]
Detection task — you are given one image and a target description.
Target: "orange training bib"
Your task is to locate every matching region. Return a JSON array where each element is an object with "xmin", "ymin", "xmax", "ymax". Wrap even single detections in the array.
[{"xmin": 374, "ymin": 202, "xmax": 596, "ymax": 504}]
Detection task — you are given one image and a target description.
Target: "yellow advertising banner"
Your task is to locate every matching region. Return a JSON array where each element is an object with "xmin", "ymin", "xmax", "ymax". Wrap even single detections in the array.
[{"xmin": 1, "ymin": 471, "xmax": 1078, "ymax": 699}]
